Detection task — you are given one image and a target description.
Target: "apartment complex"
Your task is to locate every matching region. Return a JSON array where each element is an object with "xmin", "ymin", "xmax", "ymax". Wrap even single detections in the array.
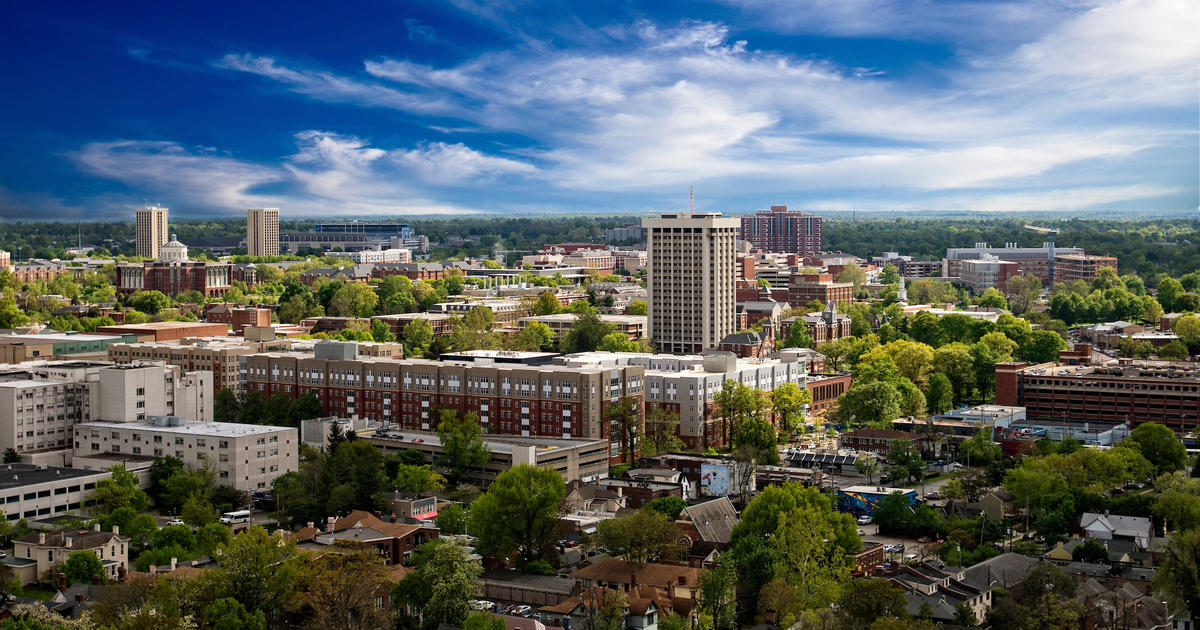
[
  {"xmin": 943, "ymin": 242, "xmax": 1083, "ymax": 284},
  {"xmin": 643, "ymin": 212, "xmax": 738, "ymax": 354},
  {"xmin": 135, "ymin": 206, "xmax": 169, "ymax": 259},
  {"xmin": 739, "ymin": 205, "xmax": 822, "ymax": 255},
  {"xmin": 247, "ymin": 208, "xmax": 280, "ymax": 257},
  {"xmin": 240, "ymin": 348, "xmax": 645, "ymax": 461},
  {"xmin": 557, "ymin": 351, "xmax": 808, "ymax": 449},
  {"xmin": 324, "ymin": 248, "xmax": 412, "ymax": 264},
  {"xmin": 0, "ymin": 464, "xmax": 110, "ymax": 523},
  {"xmin": 995, "ymin": 360, "xmax": 1200, "ymax": 433},
  {"xmin": 517, "ymin": 314, "xmax": 647, "ymax": 340},
  {"xmin": 73, "ymin": 416, "xmax": 297, "ymax": 492},
  {"xmin": 0, "ymin": 376, "xmax": 91, "ymax": 456},
  {"xmin": 0, "ymin": 332, "xmax": 137, "ymax": 364},
  {"xmin": 787, "ymin": 273, "xmax": 854, "ymax": 308},
  {"xmin": 107, "ymin": 336, "xmax": 328, "ymax": 396}
]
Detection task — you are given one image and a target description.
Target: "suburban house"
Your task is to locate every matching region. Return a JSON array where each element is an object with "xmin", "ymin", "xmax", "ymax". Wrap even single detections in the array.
[
  {"xmin": 1080, "ymin": 512, "xmax": 1152, "ymax": 551},
  {"xmin": 292, "ymin": 510, "xmax": 439, "ymax": 565},
  {"xmin": 7, "ymin": 525, "xmax": 130, "ymax": 585},
  {"xmin": 885, "ymin": 562, "xmax": 992, "ymax": 625},
  {"xmin": 540, "ymin": 585, "xmax": 681, "ymax": 630},
  {"xmin": 980, "ymin": 488, "xmax": 1015, "ymax": 522},
  {"xmin": 571, "ymin": 558, "xmax": 702, "ymax": 602}
]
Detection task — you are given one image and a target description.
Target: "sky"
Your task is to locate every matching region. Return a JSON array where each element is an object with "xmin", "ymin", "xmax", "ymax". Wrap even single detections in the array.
[{"xmin": 0, "ymin": 0, "xmax": 1197, "ymax": 219}]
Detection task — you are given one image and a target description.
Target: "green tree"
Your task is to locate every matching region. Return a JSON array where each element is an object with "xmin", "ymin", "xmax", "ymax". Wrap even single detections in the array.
[
  {"xmin": 931, "ymin": 343, "xmax": 975, "ymax": 402},
  {"xmin": 450, "ymin": 306, "xmax": 500, "ymax": 351},
  {"xmin": 782, "ymin": 322, "xmax": 814, "ymax": 349},
  {"xmin": 960, "ymin": 428, "xmax": 1002, "ymax": 467},
  {"xmin": 886, "ymin": 439, "xmax": 926, "ymax": 484},
  {"xmin": 1154, "ymin": 527, "xmax": 1200, "ymax": 620},
  {"xmin": 469, "ymin": 464, "xmax": 565, "ymax": 567},
  {"xmin": 130, "ymin": 290, "xmax": 172, "ymax": 315},
  {"xmin": 508, "ymin": 321, "xmax": 555, "ymax": 351},
  {"xmin": 328, "ymin": 282, "xmax": 378, "ymax": 317},
  {"xmin": 626, "ymin": 299, "xmax": 647, "ymax": 316},
  {"xmin": 436, "ymin": 409, "xmax": 490, "ymax": 482},
  {"xmin": 1018, "ymin": 329, "xmax": 1066, "ymax": 364},
  {"xmin": 402, "ymin": 318, "xmax": 435, "ymax": 356},
  {"xmin": 642, "ymin": 406, "xmax": 684, "ymax": 456},
  {"xmin": 594, "ymin": 509, "xmax": 684, "ymax": 563},
  {"xmin": 837, "ymin": 381, "xmax": 902, "ymax": 427},
  {"xmin": 608, "ymin": 395, "xmax": 642, "ymax": 465},
  {"xmin": 559, "ymin": 313, "xmax": 616, "ymax": 353},
  {"xmin": 697, "ymin": 554, "xmax": 738, "ymax": 630},
  {"xmin": 879, "ymin": 264, "xmax": 901, "ymax": 286},
  {"xmin": 713, "ymin": 380, "xmax": 767, "ymax": 446},
  {"xmin": 1158, "ymin": 277, "xmax": 1184, "ymax": 312},
  {"xmin": 435, "ymin": 504, "xmax": 468, "ymax": 535},
  {"xmin": 240, "ymin": 390, "xmax": 266, "ymax": 425},
  {"xmin": 597, "ymin": 331, "xmax": 641, "ymax": 353},
  {"xmin": 732, "ymin": 415, "xmax": 779, "ymax": 465},
  {"xmin": 394, "ymin": 539, "xmax": 482, "ymax": 630},
  {"xmin": 644, "ymin": 496, "xmax": 687, "ymax": 520},
  {"xmin": 370, "ymin": 318, "xmax": 396, "ymax": 342},
  {"xmin": 263, "ymin": 392, "xmax": 292, "ymax": 427},
  {"xmin": 60, "ymin": 550, "xmax": 105, "ymax": 585},
  {"xmin": 89, "ymin": 466, "xmax": 149, "ymax": 515},
  {"xmin": 212, "ymin": 527, "xmax": 299, "ymax": 622},
  {"xmin": 855, "ymin": 453, "xmax": 880, "ymax": 484},
  {"xmin": 837, "ymin": 578, "xmax": 907, "ymax": 629},
  {"xmin": 464, "ymin": 612, "xmax": 507, "ymax": 630},
  {"xmin": 769, "ymin": 382, "xmax": 811, "ymax": 438},
  {"xmin": 394, "ymin": 464, "xmax": 446, "ymax": 494},
  {"xmin": 206, "ymin": 597, "xmax": 267, "ymax": 630},
  {"xmin": 925, "ymin": 373, "xmax": 953, "ymax": 414},
  {"xmin": 1128, "ymin": 422, "xmax": 1186, "ymax": 474},
  {"xmin": 147, "ymin": 456, "xmax": 184, "ymax": 507},
  {"xmin": 533, "ymin": 291, "xmax": 562, "ymax": 315},
  {"xmin": 287, "ymin": 393, "xmax": 323, "ymax": 425},
  {"xmin": 1071, "ymin": 539, "xmax": 1110, "ymax": 563},
  {"xmin": 214, "ymin": 388, "xmax": 241, "ymax": 423}
]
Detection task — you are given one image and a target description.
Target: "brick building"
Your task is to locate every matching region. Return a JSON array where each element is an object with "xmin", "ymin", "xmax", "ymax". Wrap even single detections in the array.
[
  {"xmin": 206, "ymin": 306, "xmax": 271, "ymax": 333},
  {"xmin": 806, "ymin": 373, "xmax": 851, "ymax": 413},
  {"xmin": 1054, "ymin": 253, "xmax": 1118, "ymax": 284},
  {"xmin": 96, "ymin": 322, "xmax": 230, "ymax": 342},
  {"xmin": 995, "ymin": 360, "xmax": 1200, "ymax": 433},
  {"xmin": 739, "ymin": 205, "xmax": 822, "ymax": 255},
  {"xmin": 787, "ymin": 273, "xmax": 853, "ymax": 308},
  {"xmin": 837, "ymin": 428, "xmax": 925, "ymax": 456},
  {"xmin": 797, "ymin": 301, "xmax": 853, "ymax": 344}
]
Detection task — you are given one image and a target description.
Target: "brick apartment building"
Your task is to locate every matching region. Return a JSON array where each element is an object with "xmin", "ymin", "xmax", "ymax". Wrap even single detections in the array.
[
  {"xmin": 995, "ymin": 360, "xmax": 1200, "ymax": 433},
  {"xmin": 787, "ymin": 273, "xmax": 854, "ymax": 308},
  {"xmin": 739, "ymin": 205, "xmax": 823, "ymax": 255},
  {"xmin": 240, "ymin": 348, "xmax": 645, "ymax": 463},
  {"xmin": 206, "ymin": 306, "xmax": 271, "ymax": 333}
]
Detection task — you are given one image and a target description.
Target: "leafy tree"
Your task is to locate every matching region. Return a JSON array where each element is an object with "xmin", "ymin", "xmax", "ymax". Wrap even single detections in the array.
[
  {"xmin": 595, "ymin": 509, "xmax": 685, "ymax": 563},
  {"xmin": 89, "ymin": 466, "xmax": 149, "ymax": 515},
  {"xmin": 626, "ymin": 299, "xmax": 647, "ymax": 316},
  {"xmin": 1017, "ymin": 329, "xmax": 1066, "ymax": 364},
  {"xmin": 464, "ymin": 612, "xmax": 507, "ymax": 630},
  {"xmin": 1, "ymin": 449, "xmax": 17, "ymax": 464},
  {"xmin": 925, "ymin": 373, "xmax": 953, "ymax": 415},
  {"xmin": 879, "ymin": 264, "xmax": 901, "ymax": 286},
  {"xmin": 295, "ymin": 541, "xmax": 391, "ymax": 630},
  {"xmin": 436, "ymin": 409, "xmax": 490, "ymax": 482},
  {"xmin": 287, "ymin": 393, "xmax": 323, "ymax": 425},
  {"xmin": 130, "ymin": 290, "xmax": 172, "ymax": 315},
  {"xmin": 732, "ymin": 414, "xmax": 779, "ymax": 465},
  {"xmin": 713, "ymin": 380, "xmax": 768, "ymax": 445},
  {"xmin": 402, "ymin": 318, "xmax": 434, "ymax": 356},
  {"xmin": 328, "ymin": 282, "xmax": 378, "ymax": 317},
  {"xmin": 886, "ymin": 439, "xmax": 926, "ymax": 484},
  {"xmin": 100, "ymin": 507, "xmax": 157, "ymax": 551},
  {"xmin": 213, "ymin": 527, "xmax": 299, "ymax": 622},
  {"xmin": 61, "ymin": 550, "xmax": 105, "ymax": 585},
  {"xmin": 1157, "ymin": 277, "xmax": 1184, "ymax": 312},
  {"xmin": 1154, "ymin": 527, "xmax": 1200, "ymax": 620},
  {"xmin": 597, "ymin": 332, "xmax": 641, "ymax": 353},
  {"xmin": 960, "ymin": 428, "xmax": 1002, "ymax": 467},
  {"xmin": 394, "ymin": 539, "xmax": 482, "ymax": 630},
  {"xmin": 559, "ymin": 313, "xmax": 616, "ymax": 353},
  {"xmin": 608, "ymin": 395, "xmax": 642, "ymax": 465},
  {"xmin": 644, "ymin": 496, "xmax": 687, "ymax": 520},
  {"xmin": 1071, "ymin": 539, "xmax": 1110, "ymax": 563},
  {"xmin": 148, "ymin": 456, "xmax": 184, "ymax": 506},
  {"xmin": 450, "ymin": 305, "xmax": 500, "ymax": 351},
  {"xmin": 642, "ymin": 406, "xmax": 684, "ymax": 456},
  {"xmin": 931, "ymin": 343, "xmax": 975, "ymax": 402},
  {"xmin": 1153, "ymin": 480, "xmax": 1200, "ymax": 532},
  {"xmin": 370, "ymin": 318, "xmax": 396, "ymax": 343},
  {"xmin": 206, "ymin": 597, "xmax": 267, "ymax": 630},
  {"xmin": 436, "ymin": 504, "xmax": 468, "ymax": 535},
  {"xmin": 770, "ymin": 382, "xmax": 810, "ymax": 437},
  {"xmin": 976, "ymin": 287, "xmax": 1008, "ymax": 310},
  {"xmin": 533, "ymin": 291, "xmax": 562, "ymax": 315},
  {"xmin": 394, "ymin": 464, "xmax": 446, "ymax": 494},
  {"xmin": 697, "ymin": 554, "xmax": 738, "ymax": 630},
  {"xmin": 240, "ymin": 390, "xmax": 267, "ymax": 425},
  {"xmin": 837, "ymin": 380, "xmax": 901, "ymax": 427},
  {"xmin": 1127, "ymin": 422, "xmax": 1186, "ymax": 474},
  {"xmin": 781, "ymin": 322, "xmax": 814, "ymax": 349},
  {"xmin": 264, "ymin": 392, "xmax": 292, "ymax": 427},
  {"xmin": 469, "ymin": 464, "xmax": 565, "ymax": 567},
  {"xmin": 508, "ymin": 321, "xmax": 555, "ymax": 351},
  {"xmin": 772, "ymin": 505, "xmax": 854, "ymax": 611},
  {"xmin": 214, "ymin": 388, "xmax": 241, "ymax": 423},
  {"xmin": 181, "ymin": 495, "xmax": 220, "ymax": 526},
  {"xmin": 837, "ymin": 578, "xmax": 907, "ymax": 629},
  {"xmin": 855, "ymin": 453, "xmax": 879, "ymax": 484}
]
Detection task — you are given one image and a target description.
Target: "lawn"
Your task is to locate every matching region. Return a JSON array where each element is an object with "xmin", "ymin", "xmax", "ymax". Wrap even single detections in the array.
[{"xmin": 14, "ymin": 584, "xmax": 57, "ymax": 600}]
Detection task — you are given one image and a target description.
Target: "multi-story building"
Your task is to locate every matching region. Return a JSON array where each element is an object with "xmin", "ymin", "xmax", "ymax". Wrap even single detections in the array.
[
  {"xmin": 73, "ymin": 415, "xmax": 298, "ymax": 492},
  {"xmin": 0, "ymin": 464, "xmax": 110, "ymax": 524},
  {"xmin": 10, "ymin": 525, "xmax": 130, "ymax": 586},
  {"xmin": 11, "ymin": 259, "xmax": 66, "ymax": 284},
  {"xmin": 959, "ymin": 256, "xmax": 1020, "ymax": 294},
  {"xmin": 371, "ymin": 313, "xmax": 456, "ymax": 338},
  {"xmin": 0, "ymin": 249, "xmax": 9, "ymax": 269},
  {"xmin": 604, "ymin": 224, "xmax": 646, "ymax": 243},
  {"xmin": 1053, "ymin": 253, "xmax": 1118, "ymax": 284},
  {"xmin": 246, "ymin": 208, "xmax": 280, "ymax": 257},
  {"xmin": 995, "ymin": 360, "xmax": 1200, "ymax": 433},
  {"xmin": 562, "ymin": 249, "xmax": 616, "ymax": 273},
  {"xmin": 943, "ymin": 242, "xmax": 1083, "ymax": 284},
  {"xmin": 117, "ymin": 236, "xmax": 232, "ymax": 298},
  {"xmin": 205, "ymin": 306, "xmax": 271, "ymax": 334},
  {"xmin": 557, "ymin": 351, "xmax": 807, "ymax": 449},
  {"xmin": 240, "ymin": 347, "xmax": 644, "ymax": 462},
  {"xmin": 787, "ymin": 273, "xmax": 853, "ymax": 308},
  {"xmin": 0, "ymin": 376, "xmax": 92, "ymax": 456},
  {"xmin": 796, "ymin": 301, "xmax": 852, "ymax": 344},
  {"xmin": 643, "ymin": 212, "xmax": 738, "ymax": 354},
  {"xmin": 517, "ymin": 314, "xmax": 646, "ymax": 340},
  {"xmin": 97, "ymin": 322, "xmax": 231, "ymax": 342},
  {"xmin": 324, "ymin": 248, "xmax": 412, "ymax": 264},
  {"xmin": 0, "ymin": 332, "xmax": 137, "ymax": 364},
  {"xmin": 135, "ymin": 206, "xmax": 169, "ymax": 259},
  {"xmin": 739, "ymin": 205, "xmax": 822, "ymax": 255}
]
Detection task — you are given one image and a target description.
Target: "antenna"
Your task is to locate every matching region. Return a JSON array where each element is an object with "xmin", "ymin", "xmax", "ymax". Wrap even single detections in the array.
[{"xmin": 689, "ymin": 186, "xmax": 694, "ymax": 214}]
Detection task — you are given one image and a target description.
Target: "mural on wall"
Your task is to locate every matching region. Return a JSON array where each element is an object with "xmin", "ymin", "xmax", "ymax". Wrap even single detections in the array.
[{"xmin": 700, "ymin": 463, "xmax": 730, "ymax": 496}]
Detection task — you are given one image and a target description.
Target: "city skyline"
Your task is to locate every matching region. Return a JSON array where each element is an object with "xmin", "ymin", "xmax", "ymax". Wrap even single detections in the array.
[{"xmin": 1, "ymin": 0, "xmax": 1196, "ymax": 219}]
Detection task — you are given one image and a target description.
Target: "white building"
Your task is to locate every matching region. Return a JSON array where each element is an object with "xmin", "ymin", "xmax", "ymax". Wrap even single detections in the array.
[
  {"xmin": 73, "ymin": 416, "xmax": 298, "ymax": 493},
  {"xmin": 643, "ymin": 212, "xmax": 738, "ymax": 354},
  {"xmin": 324, "ymin": 248, "xmax": 412, "ymax": 264},
  {"xmin": 0, "ymin": 463, "xmax": 110, "ymax": 523}
]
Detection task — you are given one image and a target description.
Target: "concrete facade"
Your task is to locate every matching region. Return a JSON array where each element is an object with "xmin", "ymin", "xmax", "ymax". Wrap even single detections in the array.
[{"xmin": 247, "ymin": 208, "xmax": 280, "ymax": 257}]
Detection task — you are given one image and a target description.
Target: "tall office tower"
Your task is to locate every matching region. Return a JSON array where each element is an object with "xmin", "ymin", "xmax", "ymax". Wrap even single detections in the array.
[
  {"xmin": 739, "ymin": 205, "xmax": 823, "ymax": 255},
  {"xmin": 247, "ymin": 208, "xmax": 280, "ymax": 257},
  {"xmin": 643, "ymin": 212, "xmax": 739, "ymax": 354},
  {"xmin": 135, "ymin": 206, "xmax": 169, "ymax": 259}
]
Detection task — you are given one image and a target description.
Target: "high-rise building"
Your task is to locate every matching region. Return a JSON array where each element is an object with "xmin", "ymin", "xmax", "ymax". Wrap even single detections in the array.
[
  {"xmin": 135, "ymin": 206, "xmax": 169, "ymax": 259},
  {"xmin": 247, "ymin": 208, "xmax": 280, "ymax": 257},
  {"xmin": 643, "ymin": 212, "xmax": 738, "ymax": 354},
  {"xmin": 739, "ymin": 205, "xmax": 823, "ymax": 255}
]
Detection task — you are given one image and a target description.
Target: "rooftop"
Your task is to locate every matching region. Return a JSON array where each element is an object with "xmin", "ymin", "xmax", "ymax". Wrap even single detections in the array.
[
  {"xmin": 0, "ymin": 464, "xmax": 108, "ymax": 490},
  {"xmin": 368, "ymin": 429, "xmax": 604, "ymax": 455},
  {"xmin": 0, "ymin": 333, "xmax": 128, "ymax": 343},
  {"xmin": 75, "ymin": 418, "xmax": 293, "ymax": 438}
]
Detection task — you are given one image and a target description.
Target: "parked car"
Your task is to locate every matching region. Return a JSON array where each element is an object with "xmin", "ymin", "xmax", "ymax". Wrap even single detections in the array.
[
  {"xmin": 857, "ymin": 515, "xmax": 872, "ymax": 525},
  {"xmin": 857, "ymin": 529, "xmax": 866, "ymax": 536},
  {"xmin": 925, "ymin": 491, "xmax": 941, "ymax": 500},
  {"xmin": 514, "ymin": 606, "xmax": 533, "ymax": 617},
  {"xmin": 165, "ymin": 518, "xmax": 185, "ymax": 527}
]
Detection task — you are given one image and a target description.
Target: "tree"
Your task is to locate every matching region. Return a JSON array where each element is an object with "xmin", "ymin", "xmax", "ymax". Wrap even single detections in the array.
[
  {"xmin": 206, "ymin": 597, "xmax": 267, "ymax": 630},
  {"xmin": 264, "ymin": 392, "xmax": 292, "ymax": 427},
  {"xmin": 130, "ymin": 290, "xmax": 171, "ymax": 315},
  {"xmin": 1175, "ymin": 314, "xmax": 1200, "ymax": 342},
  {"xmin": 181, "ymin": 495, "xmax": 220, "ymax": 526},
  {"xmin": 642, "ymin": 407, "xmax": 684, "ymax": 456},
  {"xmin": 508, "ymin": 321, "xmax": 555, "ymax": 352},
  {"xmin": 89, "ymin": 466, "xmax": 149, "ymax": 515},
  {"xmin": 879, "ymin": 264, "xmax": 901, "ymax": 286},
  {"xmin": 436, "ymin": 503, "xmax": 468, "ymax": 535},
  {"xmin": 925, "ymin": 373, "xmax": 953, "ymax": 414},
  {"xmin": 394, "ymin": 464, "xmax": 446, "ymax": 494},
  {"xmin": 976, "ymin": 287, "xmax": 1008, "ymax": 310},
  {"xmin": 770, "ymin": 382, "xmax": 811, "ymax": 437},
  {"xmin": 1, "ymin": 448, "xmax": 17, "ymax": 464},
  {"xmin": 214, "ymin": 388, "xmax": 241, "ymax": 423},
  {"xmin": 772, "ymin": 507, "xmax": 853, "ymax": 611},
  {"xmin": 240, "ymin": 390, "xmax": 266, "ymax": 425},
  {"xmin": 597, "ymin": 331, "xmax": 640, "ymax": 353},
  {"xmin": 781, "ymin": 322, "xmax": 814, "ymax": 349},
  {"xmin": 697, "ymin": 554, "xmax": 738, "ymax": 630},
  {"xmin": 213, "ymin": 527, "xmax": 299, "ymax": 622},
  {"xmin": 886, "ymin": 439, "xmax": 926, "ymax": 484},
  {"xmin": 464, "ymin": 612, "xmax": 507, "ymax": 630},
  {"xmin": 295, "ymin": 541, "xmax": 392, "ymax": 630},
  {"xmin": 402, "ymin": 318, "xmax": 434, "ymax": 356},
  {"xmin": 855, "ymin": 454, "xmax": 879, "ymax": 484},
  {"xmin": 732, "ymin": 415, "xmax": 779, "ymax": 465},
  {"xmin": 287, "ymin": 393, "xmax": 323, "ymax": 425},
  {"xmin": 469, "ymin": 464, "xmax": 565, "ymax": 567},
  {"xmin": 148, "ymin": 456, "xmax": 184, "ymax": 507},
  {"xmin": 60, "ymin": 550, "xmax": 105, "ymax": 585},
  {"xmin": 644, "ymin": 496, "xmax": 687, "ymax": 520},
  {"xmin": 713, "ymin": 380, "xmax": 767, "ymax": 446},
  {"xmin": 1157, "ymin": 277, "xmax": 1184, "ymax": 312},
  {"xmin": 837, "ymin": 578, "xmax": 907, "ymax": 629},
  {"xmin": 1154, "ymin": 527, "xmax": 1200, "ymax": 620},
  {"xmin": 328, "ymin": 282, "xmax": 378, "ymax": 318},
  {"xmin": 436, "ymin": 409, "xmax": 490, "ymax": 482},
  {"xmin": 608, "ymin": 395, "xmax": 642, "ymax": 465},
  {"xmin": 450, "ymin": 306, "xmax": 500, "ymax": 351},
  {"xmin": 533, "ymin": 291, "xmax": 561, "ymax": 316},
  {"xmin": 931, "ymin": 343, "xmax": 975, "ymax": 403},
  {"xmin": 1153, "ymin": 483, "xmax": 1200, "ymax": 532},
  {"xmin": 837, "ymin": 381, "xmax": 901, "ymax": 427},
  {"xmin": 960, "ymin": 428, "xmax": 1002, "ymax": 467},
  {"xmin": 594, "ymin": 509, "xmax": 684, "ymax": 563},
  {"xmin": 370, "ymin": 319, "xmax": 396, "ymax": 343},
  {"xmin": 1071, "ymin": 539, "xmax": 1110, "ymax": 563},
  {"xmin": 1004, "ymin": 467, "xmax": 1068, "ymax": 528},
  {"xmin": 626, "ymin": 299, "xmax": 647, "ymax": 316},
  {"xmin": 1128, "ymin": 422, "xmax": 1186, "ymax": 475},
  {"xmin": 559, "ymin": 313, "xmax": 616, "ymax": 353},
  {"xmin": 394, "ymin": 539, "xmax": 482, "ymax": 630}
]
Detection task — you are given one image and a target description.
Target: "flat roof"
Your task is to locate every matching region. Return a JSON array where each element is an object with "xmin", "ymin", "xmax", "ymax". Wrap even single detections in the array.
[
  {"xmin": 98, "ymin": 322, "xmax": 228, "ymax": 330},
  {"xmin": 367, "ymin": 429, "xmax": 605, "ymax": 454},
  {"xmin": 0, "ymin": 379, "xmax": 66, "ymax": 389},
  {"xmin": 75, "ymin": 419, "xmax": 294, "ymax": 438},
  {"xmin": 840, "ymin": 485, "xmax": 917, "ymax": 494},
  {"xmin": 0, "ymin": 464, "xmax": 108, "ymax": 490},
  {"xmin": 1, "ymin": 333, "xmax": 127, "ymax": 343}
]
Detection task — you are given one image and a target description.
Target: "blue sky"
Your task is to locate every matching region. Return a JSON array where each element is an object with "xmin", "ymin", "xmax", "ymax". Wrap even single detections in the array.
[{"xmin": 0, "ymin": 0, "xmax": 1196, "ymax": 219}]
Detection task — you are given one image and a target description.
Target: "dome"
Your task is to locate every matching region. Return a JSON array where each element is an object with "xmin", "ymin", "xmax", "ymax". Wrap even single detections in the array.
[
  {"xmin": 159, "ymin": 234, "xmax": 189, "ymax": 262},
  {"xmin": 163, "ymin": 233, "xmax": 185, "ymax": 248}
]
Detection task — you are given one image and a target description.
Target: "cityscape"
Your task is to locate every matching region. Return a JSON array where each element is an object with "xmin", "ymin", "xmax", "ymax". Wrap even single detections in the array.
[{"xmin": 0, "ymin": 2, "xmax": 1198, "ymax": 630}]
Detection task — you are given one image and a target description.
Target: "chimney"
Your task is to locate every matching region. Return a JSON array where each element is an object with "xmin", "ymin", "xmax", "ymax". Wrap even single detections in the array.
[
  {"xmin": 306, "ymin": 522, "xmax": 315, "ymax": 530},
  {"xmin": 65, "ymin": 536, "xmax": 72, "ymax": 549},
  {"xmin": 75, "ymin": 594, "xmax": 83, "ymax": 603},
  {"xmin": 326, "ymin": 516, "xmax": 336, "ymax": 532},
  {"xmin": 118, "ymin": 566, "xmax": 126, "ymax": 582},
  {"xmin": 93, "ymin": 523, "xmax": 100, "ymax": 532},
  {"xmin": 170, "ymin": 557, "xmax": 177, "ymax": 571},
  {"xmin": 57, "ymin": 573, "xmax": 66, "ymax": 591},
  {"xmin": 112, "ymin": 525, "xmax": 119, "ymax": 536},
  {"xmin": 38, "ymin": 533, "xmax": 45, "ymax": 545},
  {"xmin": 630, "ymin": 572, "xmax": 637, "ymax": 588},
  {"xmin": 390, "ymin": 512, "xmax": 397, "ymax": 523}
]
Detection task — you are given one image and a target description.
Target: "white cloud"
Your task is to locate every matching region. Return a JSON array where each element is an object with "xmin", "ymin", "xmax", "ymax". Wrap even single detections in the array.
[{"xmin": 394, "ymin": 142, "xmax": 539, "ymax": 184}]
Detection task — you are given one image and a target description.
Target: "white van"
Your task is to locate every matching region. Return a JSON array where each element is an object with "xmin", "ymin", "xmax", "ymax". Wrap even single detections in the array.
[{"xmin": 219, "ymin": 509, "xmax": 251, "ymax": 525}]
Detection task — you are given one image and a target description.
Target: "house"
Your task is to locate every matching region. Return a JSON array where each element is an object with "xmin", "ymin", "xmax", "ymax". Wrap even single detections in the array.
[
  {"xmin": 383, "ymin": 492, "xmax": 438, "ymax": 521},
  {"xmin": 565, "ymin": 480, "xmax": 628, "ymax": 515},
  {"xmin": 963, "ymin": 553, "xmax": 1040, "ymax": 591},
  {"xmin": 571, "ymin": 558, "xmax": 702, "ymax": 602},
  {"xmin": 1080, "ymin": 512, "xmax": 1152, "ymax": 550},
  {"xmin": 7, "ymin": 525, "xmax": 130, "ymax": 586},
  {"xmin": 980, "ymin": 488, "xmax": 1015, "ymax": 522},
  {"xmin": 1074, "ymin": 578, "xmax": 1171, "ymax": 629},
  {"xmin": 540, "ymin": 585, "xmax": 682, "ymax": 630},
  {"xmin": 885, "ymin": 562, "xmax": 993, "ymax": 625},
  {"xmin": 591, "ymin": 477, "xmax": 682, "ymax": 509},
  {"xmin": 716, "ymin": 329, "xmax": 775, "ymax": 360},
  {"xmin": 675, "ymin": 497, "xmax": 739, "ymax": 547},
  {"xmin": 625, "ymin": 468, "xmax": 691, "ymax": 501},
  {"xmin": 292, "ymin": 510, "xmax": 439, "ymax": 565}
]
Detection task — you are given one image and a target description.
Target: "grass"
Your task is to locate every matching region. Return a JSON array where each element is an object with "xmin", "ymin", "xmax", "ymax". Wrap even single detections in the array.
[{"xmin": 14, "ymin": 584, "xmax": 57, "ymax": 600}]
